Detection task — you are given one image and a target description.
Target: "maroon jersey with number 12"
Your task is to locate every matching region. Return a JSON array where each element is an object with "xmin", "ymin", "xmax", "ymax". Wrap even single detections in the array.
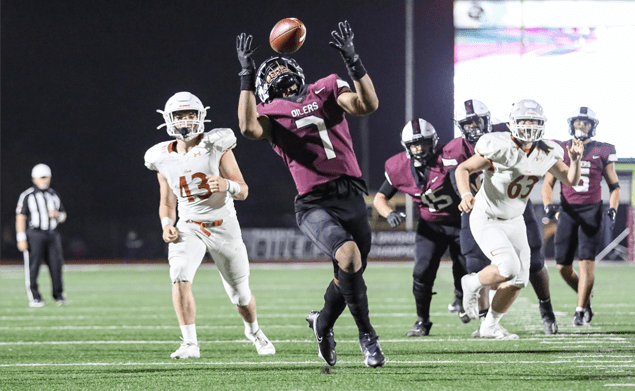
[{"xmin": 257, "ymin": 74, "xmax": 362, "ymax": 196}]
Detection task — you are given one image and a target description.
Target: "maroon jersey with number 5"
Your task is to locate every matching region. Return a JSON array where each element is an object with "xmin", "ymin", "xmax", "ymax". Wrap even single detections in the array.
[
  {"xmin": 554, "ymin": 139, "xmax": 617, "ymax": 205},
  {"xmin": 257, "ymin": 74, "xmax": 362, "ymax": 195}
]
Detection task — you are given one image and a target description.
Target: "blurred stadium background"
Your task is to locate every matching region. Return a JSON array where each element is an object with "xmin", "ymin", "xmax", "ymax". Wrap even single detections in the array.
[{"xmin": 1, "ymin": 0, "xmax": 633, "ymax": 264}]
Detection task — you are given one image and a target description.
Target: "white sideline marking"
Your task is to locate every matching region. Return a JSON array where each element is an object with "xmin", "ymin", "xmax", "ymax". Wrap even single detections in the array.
[
  {"xmin": 604, "ymin": 384, "xmax": 635, "ymax": 387},
  {"xmin": 1, "ymin": 359, "xmax": 633, "ymax": 368}
]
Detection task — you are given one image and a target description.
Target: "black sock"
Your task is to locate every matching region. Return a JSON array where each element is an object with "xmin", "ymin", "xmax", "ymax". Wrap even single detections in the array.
[
  {"xmin": 318, "ymin": 279, "xmax": 347, "ymax": 333},
  {"xmin": 338, "ymin": 269, "xmax": 374, "ymax": 336},
  {"xmin": 413, "ymin": 279, "xmax": 434, "ymax": 322},
  {"xmin": 479, "ymin": 309, "xmax": 489, "ymax": 320},
  {"xmin": 539, "ymin": 298, "xmax": 555, "ymax": 319}
]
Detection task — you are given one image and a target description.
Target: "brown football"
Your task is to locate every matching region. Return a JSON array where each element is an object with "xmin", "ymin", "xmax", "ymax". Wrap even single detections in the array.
[{"xmin": 269, "ymin": 18, "xmax": 306, "ymax": 54}]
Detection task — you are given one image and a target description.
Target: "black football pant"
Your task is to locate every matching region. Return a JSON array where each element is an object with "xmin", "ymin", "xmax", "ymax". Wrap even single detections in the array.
[{"xmin": 25, "ymin": 228, "xmax": 65, "ymax": 301}]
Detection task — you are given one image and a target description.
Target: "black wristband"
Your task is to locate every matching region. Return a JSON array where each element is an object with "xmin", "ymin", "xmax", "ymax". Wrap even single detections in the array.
[
  {"xmin": 239, "ymin": 72, "xmax": 255, "ymax": 91},
  {"xmin": 346, "ymin": 57, "xmax": 367, "ymax": 81}
]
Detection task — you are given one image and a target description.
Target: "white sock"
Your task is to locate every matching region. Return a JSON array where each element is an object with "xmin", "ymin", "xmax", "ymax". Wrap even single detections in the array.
[
  {"xmin": 467, "ymin": 273, "xmax": 484, "ymax": 291},
  {"xmin": 489, "ymin": 288, "xmax": 497, "ymax": 307},
  {"xmin": 180, "ymin": 324, "xmax": 197, "ymax": 345},
  {"xmin": 481, "ymin": 308, "xmax": 505, "ymax": 329},
  {"xmin": 244, "ymin": 320, "xmax": 260, "ymax": 335},
  {"xmin": 576, "ymin": 306, "xmax": 584, "ymax": 312}
]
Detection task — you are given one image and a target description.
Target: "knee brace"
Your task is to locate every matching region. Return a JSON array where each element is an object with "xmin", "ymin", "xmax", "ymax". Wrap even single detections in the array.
[
  {"xmin": 170, "ymin": 256, "xmax": 195, "ymax": 283},
  {"xmin": 222, "ymin": 275, "xmax": 252, "ymax": 306}
]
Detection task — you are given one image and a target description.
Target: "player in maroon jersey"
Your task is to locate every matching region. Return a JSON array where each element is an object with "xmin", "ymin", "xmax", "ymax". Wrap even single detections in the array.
[
  {"xmin": 235, "ymin": 21, "xmax": 384, "ymax": 368},
  {"xmin": 451, "ymin": 99, "xmax": 559, "ymax": 335},
  {"xmin": 373, "ymin": 119, "xmax": 470, "ymax": 337},
  {"xmin": 542, "ymin": 107, "xmax": 620, "ymax": 326}
]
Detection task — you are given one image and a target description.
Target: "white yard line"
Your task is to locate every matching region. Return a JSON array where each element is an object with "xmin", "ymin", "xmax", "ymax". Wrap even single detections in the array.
[
  {"xmin": 0, "ymin": 337, "xmax": 630, "ymax": 345},
  {"xmin": 1, "ymin": 358, "xmax": 633, "ymax": 368}
]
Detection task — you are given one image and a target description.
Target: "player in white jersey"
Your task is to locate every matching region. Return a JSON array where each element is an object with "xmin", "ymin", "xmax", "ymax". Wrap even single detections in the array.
[
  {"xmin": 455, "ymin": 99, "xmax": 583, "ymax": 339},
  {"xmin": 144, "ymin": 92, "xmax": 275, "ymax": 358}
]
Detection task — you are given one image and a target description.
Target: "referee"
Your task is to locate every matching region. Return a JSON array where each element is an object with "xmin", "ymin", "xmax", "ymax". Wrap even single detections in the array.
[{"xmin": 16, "ymin": 164, "xmax": 67, "ymax": 307}]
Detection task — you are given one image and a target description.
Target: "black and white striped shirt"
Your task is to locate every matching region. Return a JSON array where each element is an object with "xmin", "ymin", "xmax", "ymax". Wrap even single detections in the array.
[{"xmin": 16, "ymin": 187, "xmax": 65, "ymax": 231}]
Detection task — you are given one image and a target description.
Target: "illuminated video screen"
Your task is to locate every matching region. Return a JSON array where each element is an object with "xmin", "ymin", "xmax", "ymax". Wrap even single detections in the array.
[{"xmin": 454, "ymin": 1, "xmax": 635, "ymax": 159}]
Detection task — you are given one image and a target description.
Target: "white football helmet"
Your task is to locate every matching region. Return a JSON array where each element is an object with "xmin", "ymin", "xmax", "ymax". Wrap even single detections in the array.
[
  {"xmin": 454, "ymin": 99, "xmax": 491, "ymax": 145},
  {"xmin": 157, "ymin": 92, "xmax": 210, "ymax": 141},
  {"xmin": 567, "ymin": 106, "xmax": 599, "ymax": 139},
  {"xmin": 401, "ymin": 118, "xmax": 439, "ymax": 164},
  {"xmin": 509, "ymin": 99, "xmax": 547, "ymax": 142}
]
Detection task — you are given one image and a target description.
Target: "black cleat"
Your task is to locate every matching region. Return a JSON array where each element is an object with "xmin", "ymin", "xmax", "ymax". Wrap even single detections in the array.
[
  {"xmin": 447, "ymin": 297, "xmax": 462, "ymax": 313},
  {"xmin": 542, "ymin": 318, "xmax": 558, "ymax": 335},
  {"xmin": 306, "ymin": 311, "xmax": 336, "ymax": 366},
  {"xmin": 359, "ymin": 333, "xmax": 385, "ymax": 368},
  {"xmin": 584, "ymin": 302, "xmax": 593, "ymax": 324},
  {"xmin": 573, "ymin": 311, "xmax": 585, "ymax": 326},
  {"xmin": 406, "ymin": 320, "xmax": 433, "ymax": 337}
]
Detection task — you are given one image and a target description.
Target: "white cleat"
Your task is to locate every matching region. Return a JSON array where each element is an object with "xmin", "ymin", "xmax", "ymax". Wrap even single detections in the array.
[
  {"xmin": 246, "ymin": 329, "xmax": 276, "ymax": 355},
  {"xmin": 479, "ymin": 324, "xmax": 519, "ymax": 340},
  {"xmin": 461, "ymin": 273, "xmax": 480, "ymax": 320},
  {"xmin": 170, "ymin": 342, "xmax": 200, "ymax": 359},
  {"xmin": 29, "ymin": 300, "xmax": 47, "ymax": 308}
]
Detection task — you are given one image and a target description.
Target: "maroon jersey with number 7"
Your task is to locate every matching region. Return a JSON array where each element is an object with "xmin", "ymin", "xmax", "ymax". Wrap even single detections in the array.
[{"xmin": 257, "ymin": 74, "xmax": 363, "ymax": 196}]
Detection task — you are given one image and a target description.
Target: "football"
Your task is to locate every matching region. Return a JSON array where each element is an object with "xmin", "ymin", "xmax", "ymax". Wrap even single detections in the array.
[{"xmin": 269, "ymin": 18, "xmax": 306, "ymax": 54}]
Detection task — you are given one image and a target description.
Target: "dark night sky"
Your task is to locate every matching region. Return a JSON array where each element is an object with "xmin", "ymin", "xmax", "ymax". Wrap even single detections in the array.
[{"xmin": 1, "ymin": 0, "xmax": 453, "ymax": 259}]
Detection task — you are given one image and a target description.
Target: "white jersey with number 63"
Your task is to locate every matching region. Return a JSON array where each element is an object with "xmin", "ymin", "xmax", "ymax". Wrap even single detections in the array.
[
  {"xmin": 144, "ymin": 129, "xmax": 238, "ymax": 222},
  {"xmin": 474, "ymin": 132, "xmax": 563, "ymax": 220}
]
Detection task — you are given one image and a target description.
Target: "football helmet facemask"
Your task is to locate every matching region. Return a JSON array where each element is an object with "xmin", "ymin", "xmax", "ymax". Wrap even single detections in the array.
[
  {"xmin": 256, "ymin": 57, "xmax": 305, "ymax": 103},
  {"xmin": 454, "ymin": 99, "xmax": 491, "ymax": 145},
  {"xmin": 568, "ymin": 106, "xmax": 599, "ymax": 140},
  {"xmin": 401, "ymin": 119, "xmax": 439, "ymax": 165},
  {"xmin": 157, "ymin": 92, "xmax": 210, "ymax": 141},
  {"xmin": 509, "ymin": 99, "xmax": 547, "ymax": 142}
]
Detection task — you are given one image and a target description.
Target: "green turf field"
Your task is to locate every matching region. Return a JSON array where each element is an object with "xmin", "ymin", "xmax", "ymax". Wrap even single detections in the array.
[{"xmin": 1, "ymin": 262, "xmax": 633, "ymax": 390}]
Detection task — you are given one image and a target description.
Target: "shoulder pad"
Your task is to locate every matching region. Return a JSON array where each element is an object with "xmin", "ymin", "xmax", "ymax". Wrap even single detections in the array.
[
  {"xmin": 474, "ymin": 132, "xmax": 513, "ymax": 162},
  {"xmin": 204, "ymin": 128, "xmax": 237, "ymax": 152},
  {"xmin": 144, "ymin": 141, "xmax": 171, "ymax": 171},
  {"xmin": 543, "ymin": 139, "xmax": 564, "ymax": 160}
]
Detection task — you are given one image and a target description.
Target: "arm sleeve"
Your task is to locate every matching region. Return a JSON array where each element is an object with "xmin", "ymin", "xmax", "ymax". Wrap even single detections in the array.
[{"xmin": 378, "ymin": 179, "xmax": 398, "ymax": 199}]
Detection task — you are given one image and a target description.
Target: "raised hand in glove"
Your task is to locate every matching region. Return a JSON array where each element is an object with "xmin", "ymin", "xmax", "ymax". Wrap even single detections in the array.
[
  {"xmin": 236, "ymin": 33, "xmax": 259, "ymax": 90},
  {"xmin": 387, "ymin": 211, "xmax": 406, "ymax": 228},
  {"xmin": 607, "ymin": 208, "xmax": 617, "ymax": 230},
  {"xmin": 329, "ymin": 21, "xmax": 366, "ymax": 80},
  {"xmin": 544, "ymin": 204, "xmax": 558, "ymax": 220}
]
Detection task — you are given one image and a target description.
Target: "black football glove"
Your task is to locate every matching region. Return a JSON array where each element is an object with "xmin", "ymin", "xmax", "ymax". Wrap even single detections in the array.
[
  {"xmin": 387, "ymin": 211, "xmax": 406, "ymax": 228},
  {"xmin": 329, "ymin": 21, "xmax": 367, "ymax": 80},
  {"xmin": 607, "ymin": 208, "xmax": 617, "ymax": 230},
  {"xmin": 544, "ymin": 204, "xmax": 558, "ymax": 220},
  {"xmin": 236, "ymin": 33, "xmax": 259, "ymax": 91}
]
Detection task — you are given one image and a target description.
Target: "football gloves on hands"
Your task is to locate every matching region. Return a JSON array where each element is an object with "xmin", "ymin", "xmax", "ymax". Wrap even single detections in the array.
[
  {"xmin": 329, "ymin": 21, "xmax": 367, "ymax": 80},
  {"xmin": 387, "ymin": 212, "xmax": 406, "ymax": 228},
  {"xmin": 607, "ymin": 208, "xmax": 617, "ymax": 230},
  {"xmin": 236, "ymin": 33, "xmax": 259, "ymax": 90},
  {"xmin": 544, "ymin": 204, "xmax": 558, "ymax": 220}
]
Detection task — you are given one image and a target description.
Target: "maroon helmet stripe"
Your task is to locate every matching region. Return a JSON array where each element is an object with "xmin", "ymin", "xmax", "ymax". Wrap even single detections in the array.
[
  {"xmin": 412, "ymin": 119, "xmax": 421, "ymax": 135},
  {"xmin": 465, "ymin": 100, "xmax": 475, "ymax": 115}
]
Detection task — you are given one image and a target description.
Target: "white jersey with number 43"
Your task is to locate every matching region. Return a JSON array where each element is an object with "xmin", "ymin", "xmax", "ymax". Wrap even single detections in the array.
[
  {"xmin": 474, "ymin": 132, "xmax": 564, "ymax": 220},
  {"xmin": 144, "ymin": 129, "xmax": 238, "ymax": 222}
]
